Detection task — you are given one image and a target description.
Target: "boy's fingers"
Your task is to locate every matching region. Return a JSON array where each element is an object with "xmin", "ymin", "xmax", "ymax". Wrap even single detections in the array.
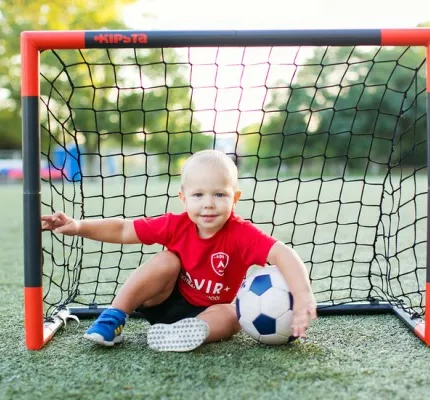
[
  {"xmin": 310, "ymin": 308, "xmax": 318, "ymax": 320},
  {"xmin": 55, "ymin": 226, "xmax": 68, "ymax": 234},
  {"xmin": 292, "ymin": 308, "xmax": 316, "ymax": 337},
  {"xmin": 293, "ymin": 326, "xmax": 306, "ymax": 338},
  {"xmin": 41, "ymin": 220, "xmax": 55, "ymax": 228},
  {"xmin": 292, "ymin": 318, "xmax": 306, "ymax": 338},
  {"xmin": 49, "ymin": 212, "xmax": 65, "ymax": 223}
]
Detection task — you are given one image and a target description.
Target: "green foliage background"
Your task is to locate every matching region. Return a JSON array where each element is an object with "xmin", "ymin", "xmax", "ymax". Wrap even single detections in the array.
[
  {"xmin": 238, "ymin": 46, "xmax": 427, "ymax": 175},
  {"xmin": 2, "ymin": 1, "xmax": 429, "ymax": 176},
  {"xmin": 0, "ymin": 0, "xmax": 138, "ymax": 149}
]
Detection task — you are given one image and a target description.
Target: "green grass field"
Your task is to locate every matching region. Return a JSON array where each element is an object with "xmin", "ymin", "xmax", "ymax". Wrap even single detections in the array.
[{"xmin": 2, "ymin": 181, "xmax": 430, "ymax": 400}]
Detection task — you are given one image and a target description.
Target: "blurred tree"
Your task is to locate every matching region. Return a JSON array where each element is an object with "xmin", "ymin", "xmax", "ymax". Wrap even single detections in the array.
[
  {"xmin": 0, "ymin": 0, "xmax": 136, "ymax": 149},
  {"xmin": 1, "ymin": 0, "xmax": 210, "ymax": 173},
  {"xmin": 40, "ymin": 46, "xmax": 208, "ymax": 174},
  {"xmin": 239, "ymin": 44, "xmax": 427, "ymax": 175}
]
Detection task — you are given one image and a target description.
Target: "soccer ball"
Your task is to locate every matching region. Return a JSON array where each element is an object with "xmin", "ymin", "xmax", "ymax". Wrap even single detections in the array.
[{"xmin": 236, "ymin": 266, "xmax": 295, "ymax": 345}]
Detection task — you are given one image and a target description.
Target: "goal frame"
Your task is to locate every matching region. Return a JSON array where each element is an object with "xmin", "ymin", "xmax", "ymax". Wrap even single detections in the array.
[{"xmin": 21, "ymin": 28, "xmax": 430, "ymax": 350}]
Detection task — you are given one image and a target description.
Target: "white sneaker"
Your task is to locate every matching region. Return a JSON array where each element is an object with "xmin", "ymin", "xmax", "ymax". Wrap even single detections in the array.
[{"xmin": 147, "ymin": 318, "xmax": 210, "ymax": 352}]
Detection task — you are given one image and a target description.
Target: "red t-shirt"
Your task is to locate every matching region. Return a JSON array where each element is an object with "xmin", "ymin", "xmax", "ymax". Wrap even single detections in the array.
[{"xmin": 133, "ymin": 212, "xmax": 277, "ymax": 306}]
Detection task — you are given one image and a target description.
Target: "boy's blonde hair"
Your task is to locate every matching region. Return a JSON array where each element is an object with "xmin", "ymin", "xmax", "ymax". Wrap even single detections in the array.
[{"xmin": 181, "ymin": 150, "xmax": 238, "ymax": 189}]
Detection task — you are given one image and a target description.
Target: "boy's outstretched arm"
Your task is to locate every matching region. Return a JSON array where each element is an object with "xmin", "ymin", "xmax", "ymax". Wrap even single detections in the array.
[
  {"xmin": 41, "ymin": 211, "xmax": 140, "ymax": 244},
  {"xmin": 267, "ymin": 241, "xmax": 317, "ymax": 338}
]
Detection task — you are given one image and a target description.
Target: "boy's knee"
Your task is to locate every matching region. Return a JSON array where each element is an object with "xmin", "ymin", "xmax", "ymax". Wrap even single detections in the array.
[
  {"xmin": 224, "ymin": 305, "xmax": 241, "ymax": 335},
  {"xmin": 142, "ymin": 251, "xmax": 181, "ymax": 281},
  {"xmin": 154, "ymin": 250, "xmax": 181, "ymax": 267},
  {"xmin": 156, "ymin": 250, "xmax": 181, "ymax": 264},
  {"xmin": 230, "ymin": 316, "xmax": 241, "ymax": 335},
  {"xmin": 202, "ymin": 304, "xmax": 241, "ymax": 336}
]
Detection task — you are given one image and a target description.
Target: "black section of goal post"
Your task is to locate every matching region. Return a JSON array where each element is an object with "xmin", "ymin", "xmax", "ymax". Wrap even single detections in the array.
[
  {"xmin": 69, "ymin": 302, "xmax": 394, "ymax": 320},
  {"xmin": 84, "ymin": 29, "xmax": 382, "ymax": 48},
  {"xmin": 68, "ymin": 307, "xmax": 145, "ymax": 319},
  {"xmin": 317, "ymin": 302, "xmax": 393, "ymax": 315},
  {"xmin": 22, "ymin": 96, "xmax": 42, "ymax": 288}
]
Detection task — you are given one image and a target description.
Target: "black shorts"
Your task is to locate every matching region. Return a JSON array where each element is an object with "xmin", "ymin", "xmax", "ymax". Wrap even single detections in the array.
[{"xmin": 135, "ymin": 284, "xmax": 209, "ymax": 325}]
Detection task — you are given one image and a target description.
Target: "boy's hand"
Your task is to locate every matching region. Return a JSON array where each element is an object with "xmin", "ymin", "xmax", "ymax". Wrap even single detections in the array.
[
  {"xmin": 291, "ymin": 291, "xmax": 317, "ymax": 338},
  {"xmin": 41, "ymin": 211, "xmax": 80, "ymax": 236}
]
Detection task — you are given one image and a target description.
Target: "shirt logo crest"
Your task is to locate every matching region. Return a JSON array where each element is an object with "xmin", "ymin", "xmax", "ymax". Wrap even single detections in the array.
[{"xmin": 211, "ymin": 252, "xmax": 229, "ymax": 276}]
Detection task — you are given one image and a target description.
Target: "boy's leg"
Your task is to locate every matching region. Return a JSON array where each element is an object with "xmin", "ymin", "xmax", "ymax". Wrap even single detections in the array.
[
  {"xmin": 112, "ymin": 250, "xmax": 181, "ymax": 313},
  {"xmin": 84, "ymin": 251, "xmax": 181, "ymax": 346},
  {"xmin": 197, "ymin": 304, "xmax": 241, "ymax": 343},
  {"xmin": 147, "ymin": 303, "xmax": 240, "ymax": 352}
]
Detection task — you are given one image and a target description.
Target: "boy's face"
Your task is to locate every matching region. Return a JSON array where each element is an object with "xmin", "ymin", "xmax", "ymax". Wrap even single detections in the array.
[{"xmin": 179, "ymin": 164, "xmax": 241, "ymax": 238}]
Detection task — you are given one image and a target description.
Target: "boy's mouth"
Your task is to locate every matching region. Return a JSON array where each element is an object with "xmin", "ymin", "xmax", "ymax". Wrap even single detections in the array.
[{"xmin": 201, "ymin": 214, "xmax": 217, "ymax": 222}]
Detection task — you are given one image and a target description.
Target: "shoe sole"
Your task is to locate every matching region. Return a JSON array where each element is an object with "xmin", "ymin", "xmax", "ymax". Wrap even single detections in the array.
[
  {"xmin": 147, "ymin": 318, "xmax": 209, "ymax": 352},
  {"xmin": 83, "ymin": 332, "xmax": 123, "ymax": 346}
]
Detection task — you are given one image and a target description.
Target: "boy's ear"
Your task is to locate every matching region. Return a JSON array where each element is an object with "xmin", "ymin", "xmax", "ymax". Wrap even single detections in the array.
[
  {"xmin": 234, "ymin": 190, "xmax": 242, "ymax": 205},
  {"xmin": 178, "ymin": 191, "xmax": 186, "ymax": 207}
]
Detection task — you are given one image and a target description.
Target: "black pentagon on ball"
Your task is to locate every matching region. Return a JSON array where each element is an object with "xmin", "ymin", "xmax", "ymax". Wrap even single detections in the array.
[
  {"xmin": 249, "ymin": 274, "xmax": 272, "ymax": 296},
  {"xmin": 253, "ymin": 313, "xmax": 276, "ymax": 335},
  {"xmin": 288, "ymin": 291, "xmax": 294, "ymax": 308},
  {"xmin": 235, "ymin": 298, "xmax": 241, "ymax": 319}
]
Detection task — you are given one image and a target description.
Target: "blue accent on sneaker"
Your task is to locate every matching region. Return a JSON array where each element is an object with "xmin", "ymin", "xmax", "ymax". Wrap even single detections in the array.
[{"xmin": 83, "ymin": 308, "xmax": 127, "ymax": 346}]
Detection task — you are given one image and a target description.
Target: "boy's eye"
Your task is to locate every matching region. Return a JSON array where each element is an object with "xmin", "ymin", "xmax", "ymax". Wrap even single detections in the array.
[
  {"xmin": 193, "ymin": 193, "xmax": 203, "ymax": 197},
  {"xmin": 215, "ymin": 193, "xmax": 225, "ymax": 197}
]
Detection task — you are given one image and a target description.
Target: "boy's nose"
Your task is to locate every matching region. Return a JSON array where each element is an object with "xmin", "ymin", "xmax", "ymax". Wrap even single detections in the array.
[{"xmin": 203, "ymin": 196, "xmax": 215, "ymax": 208}]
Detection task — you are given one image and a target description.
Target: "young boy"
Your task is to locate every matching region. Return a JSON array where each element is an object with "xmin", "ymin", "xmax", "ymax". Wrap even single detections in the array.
[{"xmin": 41, "ymin": 150, "xmax": 317, "ymax": 352}]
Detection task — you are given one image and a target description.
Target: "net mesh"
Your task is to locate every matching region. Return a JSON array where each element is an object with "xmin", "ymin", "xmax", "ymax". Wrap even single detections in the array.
[{"xmin": 39, "ymin": 45, "xmax": 427, "ymax": 320}]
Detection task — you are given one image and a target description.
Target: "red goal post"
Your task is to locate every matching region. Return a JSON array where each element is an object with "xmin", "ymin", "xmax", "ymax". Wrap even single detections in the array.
[{"xmin": 21, "ymin": 29, "xmax": 430, "ymax": 350}]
